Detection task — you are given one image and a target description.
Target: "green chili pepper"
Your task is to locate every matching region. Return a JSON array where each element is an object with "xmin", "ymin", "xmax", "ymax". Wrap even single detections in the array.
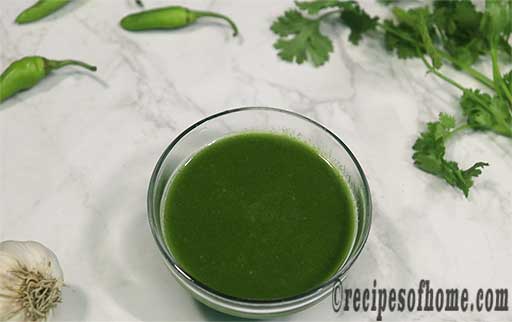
[
  {"xmin": 120, "ymin": 6, "xmax": 239, "ymax": 36},
  {"xmin": 16, "ymin": 0, "xmax": 71, "ymax": 24},
  {"xmin": 0, "ymin": 56, "xmax": 97, "ymax": 103}
]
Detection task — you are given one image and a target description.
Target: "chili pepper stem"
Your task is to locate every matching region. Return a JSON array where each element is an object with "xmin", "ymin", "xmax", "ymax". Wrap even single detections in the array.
[
  {"xmin": 46, "ymin": 59, "xmax": 98, "ymax": 73},
  {"xmin": 193, "ymin": 11, "xmax": 239, "ymax": 36}
]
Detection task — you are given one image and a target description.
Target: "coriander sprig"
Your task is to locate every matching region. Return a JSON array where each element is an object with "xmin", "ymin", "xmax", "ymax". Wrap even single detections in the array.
[
  {"xmin": 271, "ymin": 0, "xmax": 512, "ymax": 197},
  {"xmin": 412, "ymin": 113, "xmax": 488, "ymax": 197},
  {"xmin": 271, "ymin": 1, "xmax": 378, "ymax": 66},
  {"xmin": 271, "ymin": 10, "xmax": 334, "ymax": 66}
]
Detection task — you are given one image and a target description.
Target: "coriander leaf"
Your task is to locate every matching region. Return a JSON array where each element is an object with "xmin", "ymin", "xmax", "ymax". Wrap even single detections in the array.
[
  {"xmin": 271, "ymin": 10, "xmax": 314, "ymax": 36},
  {"xmin": 383, "ymin": 20, "xmax": 424, "ymax": 59},
  {"xmin": 340, "ymin": 4, "xmax": 379, "ymax": 44},
  {"xmin": 442, "ymin": 160, "xmax": 488, "ymax": 197},
  {"xmin": 392, "ymin": 7, "xmax": 442, "ymax": 69},
  {"xmin": 432, "ymin": 2, "xmax": 458, "ymax": 35},
  {"xmin": 443, "ymin": 39, "xmax": 486, "ymax": 68},
  {"xmin": 433, "ymin": 0, "xmax": 482, "ymax": 35},
  {"xmin": 271, "ymin": 10, "xmax": 333, "ymax": 66},
  {"xmin": 439, "ymin": 112, "xmax": 456, "ymax": 129},
  {"xmin": 411, "ymin": 153, "xmax": 444, "ymax": 177},
  {"xmin": 450, "ymin": 0, "xmax": 481, "ymax": 29},
  {"xmin": 412, "ymin": 113, "xmax": 488, "ymax": 197},
  {"xmin": 503, "ymin": 69, "xmax": 512, "ymax": 89},
  {"xmin": 480, "ymin": 0, "xmax": 512, "ymax": 41},
  {"xmin": 460, "ymin": 89, "xmax": 512, "ymax": 137},
  {"xmin": 296, "ymin": 0, "xmax": 354, "ymax": 15},
  {"xmin": 412, "ymin": 113, "xmax": 454, "ymax": 162},
  {"xmin": 464, "ymin": 162, "xmax": 489, "ymax": 179},
  {"xmin": 391, "ymin": 6, "xmax": 425, "ymax": 28},
  {"xmin": 433, "ymin": 0, "xmax": 487, "ymax": 66}
]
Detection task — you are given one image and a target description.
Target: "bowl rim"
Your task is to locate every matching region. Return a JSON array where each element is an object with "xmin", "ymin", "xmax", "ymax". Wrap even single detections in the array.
[{"xmin": 147, "ymin": 106, "xmax": 372, "ymax": 305}]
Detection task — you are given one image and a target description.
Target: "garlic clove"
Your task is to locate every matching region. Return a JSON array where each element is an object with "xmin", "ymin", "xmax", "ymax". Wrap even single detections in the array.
[
  {"xmin": 0, "ymin": 254, "xmax": 24, "ymax": 320},
  {"xmin": 0, "ymin": 310, "xmax": 24, "ymax": 322},
  {"xmin": 0, "ymin": 301, "xmax": 18, "ymax": 321},
  {"xmin": 0, "ymin": 251, "xmax": 22, "ymax": 296}
]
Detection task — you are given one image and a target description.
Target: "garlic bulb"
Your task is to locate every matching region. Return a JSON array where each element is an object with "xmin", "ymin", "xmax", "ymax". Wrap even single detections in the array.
[{"xmin": 0, "ymin": 241, "xmax": 63, "ymax": 322}]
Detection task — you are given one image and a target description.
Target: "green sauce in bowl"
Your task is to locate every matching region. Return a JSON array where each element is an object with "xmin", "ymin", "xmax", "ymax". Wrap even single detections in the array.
[{"xmin": 162, "ymin": 132, "xmax": 356, "ymax": 300}]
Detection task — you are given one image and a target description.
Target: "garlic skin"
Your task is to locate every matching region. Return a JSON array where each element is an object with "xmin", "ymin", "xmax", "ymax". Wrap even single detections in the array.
[{"xmin": 0, "ymin": 241, "xmax": 64, "ymax": 322}]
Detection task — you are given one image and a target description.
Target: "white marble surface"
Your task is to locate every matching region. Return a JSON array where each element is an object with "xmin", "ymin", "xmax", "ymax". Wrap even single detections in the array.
[{"xmin": 1, "ymin": 1, "xmax": 511, "ymax": 321}]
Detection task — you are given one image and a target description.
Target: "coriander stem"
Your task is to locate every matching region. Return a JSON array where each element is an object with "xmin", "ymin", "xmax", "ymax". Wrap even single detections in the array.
[
  {"xmin": 490, "ymin": 44, "xmax": 512, "ymax": 108},
  {"xmin": 377, "ymin": 21, "xmax": 416, "ymax": 45},
  {"xmin": 447, "ymin": 124, "xmax": 469, "ymax": 140},
  {"xmin": 377, "ymin": 22, "xmax": 495, "ymax": 91},
  {"xmin": 315, "ymin": 10, "xmax": 342, "ymax": 22},
  {"xmin": 437, "ymin": 51, "xmax": 495, "ymax": 91},
  {"xmin": 420, "ymin": 53, "xmax": 491, "ymax": 128},
  {"xmin": 419, "ymin": 54, "xmax": 465, "ymax": 92}
]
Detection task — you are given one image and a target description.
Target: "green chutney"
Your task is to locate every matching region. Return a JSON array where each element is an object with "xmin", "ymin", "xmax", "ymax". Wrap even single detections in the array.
[{"xmin": 162, "ymin": 132, "xmax": 356, "ymax": 300}]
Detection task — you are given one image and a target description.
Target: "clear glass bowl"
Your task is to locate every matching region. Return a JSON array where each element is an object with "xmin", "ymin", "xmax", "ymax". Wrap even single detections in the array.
[{"xmin": 147, "ymin": 107, "xmax": 372, "ymax": 318}]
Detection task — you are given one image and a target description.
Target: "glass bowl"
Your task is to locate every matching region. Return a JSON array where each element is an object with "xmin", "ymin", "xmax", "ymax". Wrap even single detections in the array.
[{"xmin": 147, "ymin": 107, "xmax": 372, "ymax": 318}]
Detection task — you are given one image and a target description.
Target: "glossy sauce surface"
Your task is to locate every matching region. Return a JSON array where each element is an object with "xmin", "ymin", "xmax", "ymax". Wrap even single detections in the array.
[{"xmin": 163, "ymin": 132, "xmax": 356, "ymax": 300}]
